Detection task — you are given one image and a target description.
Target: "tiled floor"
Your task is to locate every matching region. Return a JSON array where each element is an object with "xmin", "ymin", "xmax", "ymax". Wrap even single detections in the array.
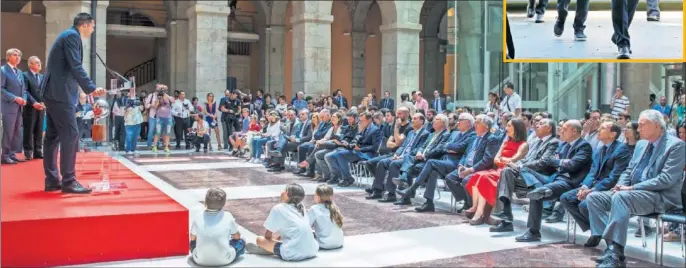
[{"xmin": 71, "ymin": 149, "xmax": 684, "ymax": 267}]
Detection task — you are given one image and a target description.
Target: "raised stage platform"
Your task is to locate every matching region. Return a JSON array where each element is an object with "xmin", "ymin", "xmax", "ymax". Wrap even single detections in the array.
[{"xmin": 1, "ymin": 152, "xmax": 189, "ymax": 267}]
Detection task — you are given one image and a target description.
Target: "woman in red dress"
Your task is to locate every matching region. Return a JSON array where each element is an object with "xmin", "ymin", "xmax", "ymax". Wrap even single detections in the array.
[{"xmin": 465, "ymin": 118, "xmax": 529, "ymax": 225}]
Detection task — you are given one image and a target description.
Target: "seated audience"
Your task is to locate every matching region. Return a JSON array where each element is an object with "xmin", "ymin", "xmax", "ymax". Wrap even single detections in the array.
[
  {"xmin": 491, "ymin": 118, "xmax": 560, "ymax": 232},
  {"xmin": 515, "ymin": 120, "xmax": 593, "ymax": 242},
  {"xmin": 559, "ymin": 121, "xmax": 630, "ymax": 248},
  {"xmin": 394, "ymin": 113, "xmax": 476, "ymax": 211},
  {"xmin": 229, "ymin": 110, "xmax": 256, "ymax": 157},
  {"xmin": 306, "ymin": 112, "xmax": 345, "ymax": 182},
  {"xmin": 268, "ymin": 110, "xmax": 312, "ymax": 172},
  {"xmin": 190, "ymin": 188, "xmax": 245, "ymax": 266},
  {"xmin": 249, "ymin": 111, "xmax": 282, "ymax": 163},
  {"xmin": 363, "ymin": 107, "xmax": 411, "ymax": 184},
  {"xmin": 323, "ymin": 111, "xmax": 360, "ymax": 185},
  {"xmin": 327, "ymin": 111, "xmax": 383, "ymax": 187},
  {"xmin": 367, "ymin": 113, "xmax": 429, "ymax": 203},
  {"xmin": 248, "ymin": 183, "xmax": 319, "ymax": 261},
  {"xmin": 587, "ymin": 110, "xmax": 685, "ymax": 267},
  {"xmin": 308, "ymin": 184, "xmax": 344, "ymax": 249},
  {"xmin": 464, "ymin": 118, "xmax": 529, "ymax": 225},
  {"xmin": 294, "ymin": 110, "xmax": 332, "ymax": 177}
]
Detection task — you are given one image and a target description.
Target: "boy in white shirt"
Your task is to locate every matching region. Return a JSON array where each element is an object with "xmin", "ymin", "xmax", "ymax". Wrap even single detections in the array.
[
  {"xmin": 190, "ymin": 188, "xmax": 245, "ymax": 266},
  {"xmin": 191, "ymin": 113, "xmax": 211, "ymax": 153}
]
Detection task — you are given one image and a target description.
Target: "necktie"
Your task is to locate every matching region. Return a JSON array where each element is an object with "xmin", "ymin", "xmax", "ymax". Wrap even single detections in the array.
[
  {"xmin": 466, "ymin": 137, "xmax": 482, "ymax": 165},
  {"xmin": 435, "ymin": 99, "xmax": 439, "ymax": 112},
  {"xmin": 403, "ymin": 131, "xmax": 417, "ymax": 155},
  {"xmin": 422, "ymin": 132, "xmax": 440, "ymax": 154},
  {"xmin": 339, "ymin": 97, "xmax": 343, "ymax": 107},
  {"xmin": 630, "ymin": 143, "xmax": 654, "ymax": 185}
]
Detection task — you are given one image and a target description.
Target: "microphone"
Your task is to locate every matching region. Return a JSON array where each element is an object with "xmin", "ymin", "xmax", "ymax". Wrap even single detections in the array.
[{"xmin": 94, "ymin": 52, "xmax": 135, "ymax": 94}]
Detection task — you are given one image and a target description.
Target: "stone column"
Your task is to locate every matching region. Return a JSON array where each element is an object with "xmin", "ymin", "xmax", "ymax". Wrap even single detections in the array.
[
  {"xmin": 291, "ymin": 13, "xmax": 334, "ymax": 98},
  {"xmin": 380, "ymin": 23, "xmax": 422, "ymax": 103},
  {"xmin": 186, "ymin": 1, "xmax": 229, "ymax": 99},
  {"xmin": 351, "ymin": 31, "xmax": 367, "ymax": 105},
  {"xmin": 44, "ymin": 0, "xmax": 108, "ymax": 88},
  {"xmin": 168, "ymin": 20, "xmax": 189, "ymax": 91},
  {"xmin": 456, "ymin": 1, "xmax": 485, "ymax": 101},
  {"xmin": 265, "ymin": 25, "xmax": 286, "ymax": 96},
  {"xmin": 421, "ymin": 36, "xmax": 439, "ymax": 96}
]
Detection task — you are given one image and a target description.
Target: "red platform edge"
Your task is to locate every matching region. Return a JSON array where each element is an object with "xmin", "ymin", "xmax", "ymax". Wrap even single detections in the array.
[{"xmin": 1, "ymin": 152, "xmax": 189, "ymax": 267}]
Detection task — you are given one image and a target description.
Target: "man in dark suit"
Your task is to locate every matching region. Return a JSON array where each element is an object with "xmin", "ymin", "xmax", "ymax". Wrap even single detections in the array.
[
  {"xmin": 443, "ymin": 114, "xmax": 501, "ymax": 211},
  {"xmin": 380, "ymin": 91, "xmax": 395, "ymax": 111},
  {"xmin": 515, "ymin": 120, "xmax": 593, "ymax": 242},
  {"xmin": 42, "ymin": 13, "xmax": 107, "ymax": 194},
  {"xmin": 268, "ymin": 109, "xmax": 311, "ymax": 172},
  {"xmin": 327, "ymin": 111, "xmax": 382, "ymax": 187},
  {"xmin": 22, "ymin": 56, "xmax": 47, "ymax": 160},
  {"xmin": 293, "ymin": 109, "xmax": 331, "ymax": 177},
  {"xmin": 367, "ymin": 113, "xmax": 428, "ymax": 203},
  {"xmin": 2, "ymin": 48, "xmax": 28, "ymax": 164},
  {"xmin": 333, "ymin": 89, "xmax": 348, "ymax": 109},
  {"xmin": 491, "ymin": 118, "xmax": 560, "ymax": 232},
  {"xmin": 559, "ymin": 121, "xmax": 630, "ymax": 248},
  {"xmin": 396, "ymin": 113, "xmax": 476, "ymax": 212},
  {"xmin": 430, "ymin": 90, "xmax": 446, "ymax": 114}
]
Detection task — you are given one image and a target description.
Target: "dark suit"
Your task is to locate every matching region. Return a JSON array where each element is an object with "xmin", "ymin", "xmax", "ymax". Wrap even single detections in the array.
[
  {"xmin": 297, "ymin": 121, "xmax": 331, "ymax": 170},
  {"xmin": 333, "ymin": 95, "xmax": 348, "ymax": 109},
  {"xmin": 431, "ymin": 98, "xmax": 446, "ymax": 113},
  {"xmin": 372, "ymin": 128, "xmax": 429, "ymax": 195},
  {"xmin": 274, "ymin": 119, "xmax": 311, "ymax": 166},
  {"xmin": 413, "ymin": 129, "xmax": 476, "ymax": 200},
  {"xmin": 402, "ymin": 129, "xmax": 452, "ymax": 179},
  {"xmin": 379, "ymin": 97, "xmax": 395, "ymax": 111},
  {"xmin": 560, "ymin": 141, "xmax": 631, "ymax": 231},
  {"xmin": 328, "ymin": 123, "xmax": 382, "ymax": 183},
  {"xmin": 42, "ymin": 26, "xmax": 98, "ymax": 185},
  {"xmin": 22, "ymin": 71, "xmax": 45, "ymax": 158},
  {"xmin": 1, "ymin": 64, "xmax": 26, "ymax": 161},
  {"xmin": 526, "ymin": 139, "xmax": 593, "ymax": 231},
  {"xmin": 445, "ymin": 132, "xmax": 500, "ymax": 205}
]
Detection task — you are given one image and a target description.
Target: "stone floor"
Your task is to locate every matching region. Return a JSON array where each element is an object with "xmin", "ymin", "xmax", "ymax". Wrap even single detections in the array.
[
  {"xmin": 509, "ymin": 11, "xmax": 683, "ymax": 59},
  {"xmin": 68, "ymin": 147, "xmax": 685, "ymax": 267}
]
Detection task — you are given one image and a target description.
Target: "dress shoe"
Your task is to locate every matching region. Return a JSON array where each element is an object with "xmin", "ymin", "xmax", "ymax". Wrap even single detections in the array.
[
  {"xmin": 584, "ymin": 236, "xmax": 602, "ymax": 248},
  {"xmin": 378, "ymin": 194, "xmax": 397, "ymax": 203},
  {"xmin": 415, "ymin": 202, "xmax": 435, "ymax": 213},
  {"xmin": 326, "ymin": 178, "xmax": 340, "ymax": 185},
  {"xmin": 298, "ymin": 172, "xmax": 315, "ymax": 178},
  {"xmin": 515, "ymin": 230, "xmax": 541, "ymax": 242},
  {"xmin": 1, "ymin": 158, "xmax": 17, "ymax": 165},
  {"xmin": 33, "ymin": 153, "xmax": 44, "ymax": 159},
  {"xmin": 395, "ymin": 187, "xmax": 416, "ymax": 199},
  {"xmin": 292, "ymin": 168, "xmax": 306, "ymax": 175},
  {"xmin": 596, "ymin": 254, "xmax": 626, "ymax": 268},
  {"xmin": 535, "ymin": 13, "xmax": 544, "ymax": 23},
  {"xmin": 365, "ymin": 187, "xmax": 374, "ymax": 194},
  {"xmin": 394, "ymin": 198, "xmax": 411, "ymax": 205},
  {"xmin": 545, "ymin": 211, "xmax": 565, "ymax": 223},
  {"xmin": 526, "ymin": 7, "xmax": 535, "ymax": 18},
  {"xmin": 365, "ymin": 190, "xmax": 383, "ymax": 200},
  {"xmin": 490, "ymin": 221, "xmax": 514, "ymax": 232},
  {"xmin": 267, "ymin": 166, "xmax": 285, "ymax": 172},
  {"xmin": 527, "ymin": 187, "xmax": 552, "ymax": 200},
  {"xmin": 553, "ymin": 19, "xmax": 565, "ymax": 37},
  {"xmin": 338, "ymin": 180, "xmax": 354, "ymax": 187},
  {"xmin": 44, "ymin": 182, "xmax": 63, "ymax": 192},
  {"xmin": 61, "ymin": 181, "xmax": 92, "ymax": 194},
  {"xmin": 392, "ymin": 177, "xmax": 409, "ymax": 189},
  {"xmin": 617, "ymin": 46, "xmax": 631, "ymax": 59},
  {"xmin": 574, "ymin": 30, "xmax": 587, "ymax": 41},
  {"xmin": 10, "ymin": 156, "xmax": 25, "ymax": 163}
]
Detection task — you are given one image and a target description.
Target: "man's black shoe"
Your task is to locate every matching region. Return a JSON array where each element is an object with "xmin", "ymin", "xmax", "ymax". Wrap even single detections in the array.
[
  {"xmin": 317, "ymin": 177, "xmax": 329, "ymax": 183},
  {"xmin": 10, "ymin": 156, "xmax": 25, "ymax": 162},
  {"xmin": 515, "ymin": 230, "xmax": 541, "ymax": 242},
  {"xmin": 338, "ymin": 180, "xmax": 354, "ymax": 187},
  {"xmin": 394, "ymin": 198, "xmax": 411, "ymax": 205},
  {"xmin": 553, "ymin": 19, "xmax": 565, "ymax": 37},
  {"xmin": 326, "ymin": 178, "xmax": 339, "ymax": 185},
  {"xmin": 527, "ymin": 7, "xmax": 535, "ymax": 18},
  {"xmin": 415, "ymin": 202, "xmax": 435, "ymax": 213},
  {"xmin": 61, "ymin": 181, "xmax": 92, "ymax": 194},
  {"xmin": 267, "ymin": 166, "xmax": 285, "ymax": 172},
  {"xmin": 365, "ymin": 187, "xmax": 374, "ymax": 194},
  {"xmin": 395, "ymin": 187, "xmax": 416, "ymax": 199},
  {"xmin": 584, "ymin": 236, "xmax": 602, "ymax": 247},
  {"xmin": 45, "ymin": 182, "xmax": 62, "ymax": 192},
  {"xmin": 378, "ymin": 193, "xmax": 397, "ymax": 203},
  {"xmin": 33, "ymin": 153, "xmax": 44, "ymax": 159},
  {"xmin": 490, "ymin": 221, "xmax": 514, "ymax": 232},
  {"xmin": 617, "ymin": 46, "xmax": 631, "ymax": 59},
  {"xmin": 574, "ymin": 30, "xmax": 587, "ymax": 41},
  {"xmin": 1, "ymin": 158, "xmax": 17, "ymax": 165},
  {"xmin": 596, "ymin": 254, "xmax": 626, "ymax": 268},
  {"xmin": 365, "ymin": 190, "xmax": 383, "ymax": 200}
]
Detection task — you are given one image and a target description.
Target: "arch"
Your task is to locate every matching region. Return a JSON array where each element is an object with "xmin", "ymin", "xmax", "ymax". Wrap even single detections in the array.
[
  {"xmin": 331, "ymin": 0, "xmax": 353, "ymax": 100},
  {"xmin": 353, "ymin": 0, "xmax": 398, "ymax": 30},
  {"xmin": 421, "ymin": 1, "xmax": 448, "ymax": 38},
  {"xmin": 270, "ymin": 0, "xmax": 290, "ymax": 26}
]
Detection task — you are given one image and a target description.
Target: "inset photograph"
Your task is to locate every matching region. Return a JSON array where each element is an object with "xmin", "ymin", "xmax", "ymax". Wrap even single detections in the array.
[{"xmin": 505, "ymin": 0, "xmax": 684, "ymax": 61}]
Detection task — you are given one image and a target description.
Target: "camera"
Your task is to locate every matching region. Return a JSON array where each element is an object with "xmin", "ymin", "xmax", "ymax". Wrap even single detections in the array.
[{"xmin": 127, "ymin": 98, "xmax": 141, "ymax": 107}]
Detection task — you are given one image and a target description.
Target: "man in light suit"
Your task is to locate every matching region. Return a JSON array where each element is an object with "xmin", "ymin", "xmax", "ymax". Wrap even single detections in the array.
[
  {"xmin": 2, "ymin": 49, "xmax": 31, "ymax": 164},
  {"xmin": 515, "ymin": 120, "xmax": 593, "ymax": 242},
  {"xmin": 268, "ymin": 109, "xmax": 311, "ymax": 172},
  {"xmin": 22, "ymin": 56, "xmax": 47, "ymax": 160},
  {"xmin": 588, "ymin": 110, "xmax": 685, "ymax": 267},
  {"xmin": 396, "ymin": 113, "xmax": 476, "ymax": 212},
  {"xmin": 491, "ymin": 118, "xmax": 560, "ymax": 232},
  {"xmin": 380, "ymin": 91, "xmax": 395, "ymax": 111},
  {"xmin": 431, "ymin": 90, "xmax": 446, "ymax": 114},
  {"xmin": 444, "ymin": 114, "xmax": 501, "ymax": 212},
  {"xmin": 42, "ymin": 13, "xmax": 107, "ymax": 194},
  {"xmin": 559, "ymin": 121, "xmax": 631, "ymax": 248},
  {"xmin": 327, "ymin": 111, "xmax": 382, "ymax": 187}
]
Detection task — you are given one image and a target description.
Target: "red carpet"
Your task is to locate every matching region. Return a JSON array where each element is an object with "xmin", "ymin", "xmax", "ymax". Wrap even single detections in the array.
[{"xmin": 1, "ymin": 152, "xmax": 189, "ymax": 267}]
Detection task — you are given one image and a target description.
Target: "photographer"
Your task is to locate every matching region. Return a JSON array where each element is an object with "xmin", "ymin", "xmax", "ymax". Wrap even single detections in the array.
[
  {"xmin": 145, "ymin": 84, "xmax": 167, "ymax": 148},
  {"xmin": 190, "ymin": 113, "xmax": 211, "ymax": 153},
  {"xmin": 172, "ymin": 91, "xmax": 194, "ymax": 149},
  {"xmin": 150, "ymin": 84, "xmax": 175, "ymax": 153},
  {"xmin": 220, "ymin": 90, "xmax": 241, "ymax": 150}
]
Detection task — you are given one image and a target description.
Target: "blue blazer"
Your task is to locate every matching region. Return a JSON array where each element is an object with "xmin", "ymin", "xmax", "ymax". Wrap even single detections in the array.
[
  {"xmin": 353, "ymin": 123, "xmax": 383, "ymax": 159},
  {"xmin": 618, "ymin": 134, "xmax": 685, "ymax": 211},
  {"xmin": 42, "ymin": 26, "xmax": 97, "ymax": 106},
  {"xmin": 295, "ymin": 120, "xmax": 313, "ymax": 142},
  {"xmin": 1, "ymin": 64, "xmax": 26, "ymax": 115},
  {"xmin": 441, "ymin": 129, "xmax": 476, "ymax": 163},
  {"xmin": 396, "ymin": 128, "xmax": 429, "ymax": 157},
  {"xmin": 313, "ymin": 121, "xmax": 332, "ymax": 141},
  {"xmin": 460, "ymin": 132, "xmax": 500, "ymax": 173},
  {"xmin": 581, "ymin": 141, "xmax": 631, "ymax": 191},
  {"xmin": 548, "ymin": 139, "xmax": 593, "ymax": 187}
]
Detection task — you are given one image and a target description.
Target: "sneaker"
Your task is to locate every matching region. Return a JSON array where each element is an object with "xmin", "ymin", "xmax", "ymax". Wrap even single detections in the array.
[
  {"xmin": 134, "ymin": 151, "xmax": 140, "ymax": 156},
  {"xmin": 164, "ymin": 147, "xmax": 170, "ymax": 153},
  {"xmin": 152, "ymin": 146, "xmax": 158, "ymax": 153}
]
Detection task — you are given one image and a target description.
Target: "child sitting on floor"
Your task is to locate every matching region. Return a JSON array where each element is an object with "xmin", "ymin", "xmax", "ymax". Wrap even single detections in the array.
[
  {"xmin": 309, "ymin": 184, "xmax": 344, "ymax": 249},
  {"xmin": 247, "ymin": 183, "xmax": 319, "ymax": 261},
  {"xmin": 190, "ymin": 188, "xmax": 246, "ymax": 266}
]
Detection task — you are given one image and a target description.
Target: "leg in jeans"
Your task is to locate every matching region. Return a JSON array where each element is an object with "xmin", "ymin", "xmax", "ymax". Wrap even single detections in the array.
[
  {"xmin": 611, "ymin": 0, "xmax": 640, "ymax": 48},
  {"xmin": 125, "ymin": 125, "xmax": 135, "ymax": 152},
  {"xmin": 147, "ymin": 117, "xmax": 157, "ymax": 147},
  {"xmin": 324, "ymin": 149, "xmax": 342, "ymax": 181},
  {"xmin": 314, "ymin": 149, "xmax": 332, "ymax": 177},
  {"xmin": 573, "ymin": 0, "xmax": 590, "ymax": 31},
  {"xmin": 645, "ymin": 0, "xmax": 660, "ymax": 17},
  {"xmin": 331, "ymin": 150, "xmax": 362, "ymax": 182}
]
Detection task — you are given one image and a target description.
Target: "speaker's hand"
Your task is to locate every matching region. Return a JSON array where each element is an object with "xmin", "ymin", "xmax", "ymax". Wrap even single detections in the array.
[{"xmin": 92, "ymin": 87, "xmax": 107, "ymax": 97}]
